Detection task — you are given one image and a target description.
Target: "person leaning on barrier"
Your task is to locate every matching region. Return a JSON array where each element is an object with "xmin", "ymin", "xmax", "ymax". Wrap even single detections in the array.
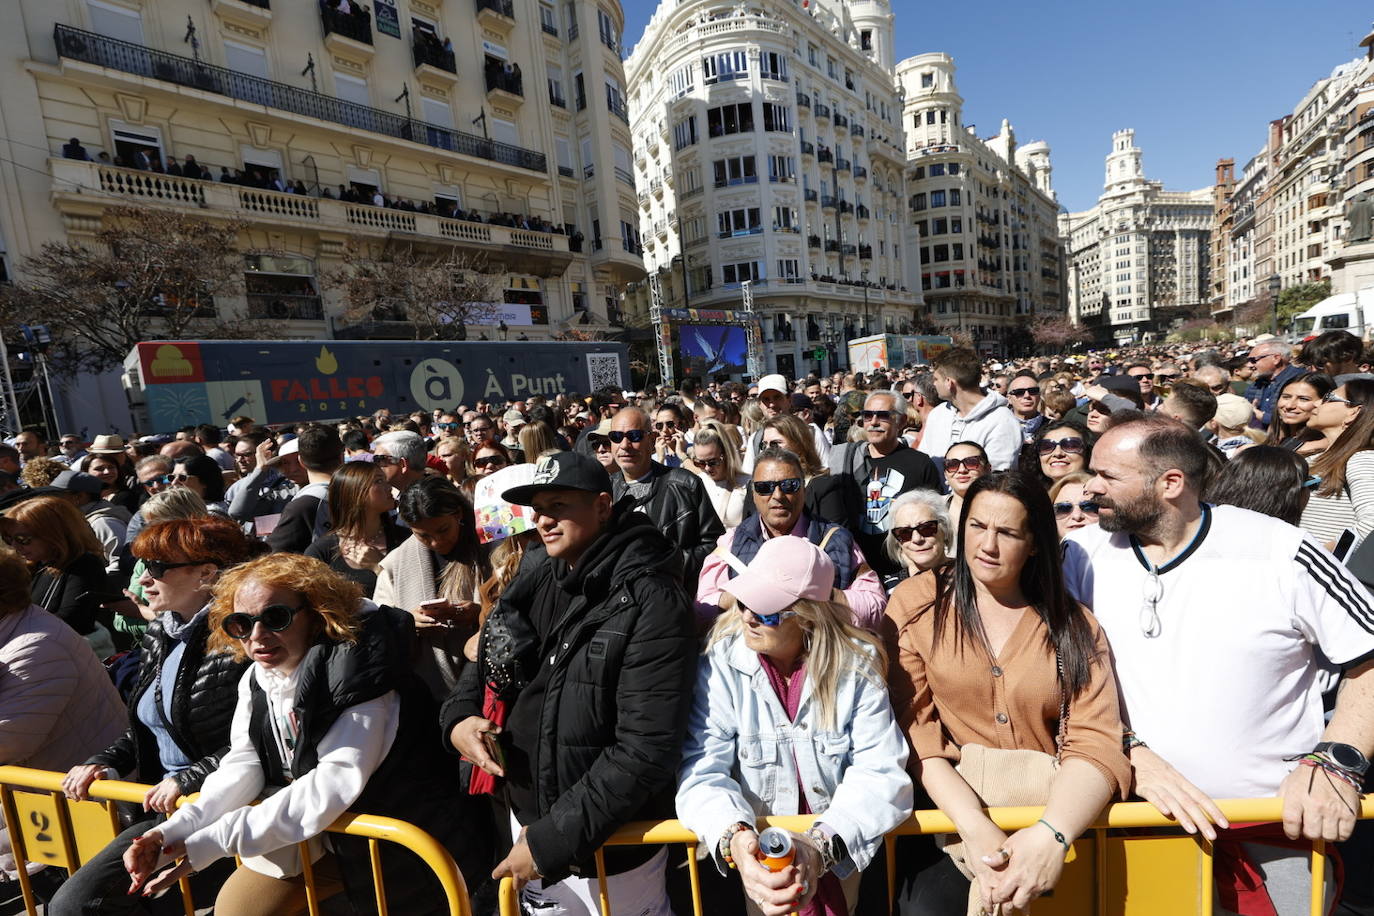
[
  {"xmin": 676, "ymin": 536, "xmax": 912, "ymax": 916},
  {"xmin": 884, "ymin": 472, "xmax": 1131, "ymax": 916},
  {"xmin": 123, "ymin": 553, "xmax": 491, "ymax": 916},
  {"xmin": 51, "ymin": 517, "xmax": 257, "ymax": 916},
  {"xmin": 1067, "ymin": 415, "xmax": 1374, "ymax": 915},
  {"xmin": 443, "ymin": 451, "xmax": 696, "ymax": 915}
]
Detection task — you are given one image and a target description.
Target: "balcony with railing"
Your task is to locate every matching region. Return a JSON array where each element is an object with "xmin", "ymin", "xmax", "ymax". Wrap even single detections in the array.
[
  {"xmin": 485, "ymin": 65, "xmax": 524, "ymax": 101},
  {"xmin": 607, "ymin": 96, "xmax": 629, "ymax": 124},
  {"xmin": 814, "ymin": 102, "xmax": 831, "ymax": 120},
  {"xmin": 800, "ymin": 140, "xmax": 815, "ymax": 157},
  {"xmin": 211, "ymin": 0, "xmax": 271, "ymax": 25},
  {"xmin": 615, "ymin": 166, "xmax": 635, "ymax": 187},
  {"xmin": 856, "ymin": 204, "xmax": 870, "ymax": 220},
  {"xmin": 412, "ymin": 38, "xmax": 456, "ymax": 77},
  {"xmin": 851, "ymin": 123, "xmax": 864, "ymax": 138},
  {"xmin": 858, "ymin": 244, "xmax": 872, "ymax": 260},
  {"xmin": 817, "ymin": 148, "xmax": 833, "ymax": 165},
  {"xmin": 838, "ymin": 201, "xmax": 853, "ymax": 215},
  {"xmin": 320, "ymin": 6, "xmax": 373, "ymax": 49},
  {"xmin": 853, "ymin": 165, "xmax": 868, "ymax": 181},
  {"xmin": 53, "ymin": 25, "xmax": 547, "ymax": 172},
  {"xmin": 796, "ymin": 92, "xmax": 811, "ymax": 109},
  {"xmin": 833, "ymin": 113, "xmax": 848, "ymax": 129},
  {"xmin": 541, "ymin": 20, "xmax": 559, "ymax": 37},
  {"xmin": 807, "ymin": 234, "xmax": 821, "ymax": 248},
  {"xmin": 50, "ymin": 158, "xmax": 575, "ymax": 276},
  {"xmin": 824, "ymin": 239, "xmax": 840, "ymax": 252},
  {"xmin": 475, "ymin": 0, "xmax": 515, "ymax": 28},
  {"xmin": 835, "ymin": 158, "xmax": 851, "ymax": 172},
  {"xmin": 821, "ymin": 195, "xmax": 837, "ymax": 209},
  {"xmin": 247, "ymin": 293, "xmax": 324, "ymax": 320},
  {"xmin": 804, "ymin": 188, "xmax": 818, "ymax": 202}
]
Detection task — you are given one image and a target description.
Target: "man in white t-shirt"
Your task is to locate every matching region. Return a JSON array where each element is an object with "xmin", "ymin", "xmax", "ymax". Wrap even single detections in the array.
[{"xmin": 1063, "ymin": 415, "xmax": 1374, "ymax": 915}]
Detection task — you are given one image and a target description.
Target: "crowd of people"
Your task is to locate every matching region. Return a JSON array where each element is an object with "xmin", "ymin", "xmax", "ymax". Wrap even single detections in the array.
[{"xmin": 3, "ymin": 327, "xmax": 1374, "ymax": 916}]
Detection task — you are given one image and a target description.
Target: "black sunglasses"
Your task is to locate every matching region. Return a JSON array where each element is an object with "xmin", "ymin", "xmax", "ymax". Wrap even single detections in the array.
[
  {"xmin": 1053, "ymin": 500, "xmax": 1100, "ymax": 518},
  {"xmin": 1037, "ymin": 437, "xmax": 1086, "ymax": 456},
  {"xmin": 142, "ymin": 558, "xmax": 200, "ymax": 579},
  {"xmin": 474, "ymin": 455, "xmax": 507, "ymax": 468},
  {"xmin": 142, "ymin": 474, "xmax": 174, "ymax": 488},
  {"xmin": 1008, "ymin": 387, "xmax": 1040, "ymax": 398},
  {"xmin": 944, "ymin": 456, "xmax": 985, "ymax": 473},
  {"xmin": 752, "ymin": 477, "xmax": 803, "ymax": 496},
  {"xmin": 436, "ymin": 422, "xmax": 460, "ymax": 431},
  {"xmin": 653, "ymin": 421, "xmax": 677, "ymax": 430},
  {"xmin": 608, "ymin": 429, "xmax": 648, "ymax": 444},
  {"xmin": 860, "ymin": 409, "xmax": 895, "ymax": 422},
  {"xmin": 698, "ymin": 456, "xmax": 725, "ymax": 468},
  {"xmin": 222, "ymin": 603, "xmax": 302, "ymax": 640},
  {"xmin": 1129, "ymin": 372, "xmax": 1154, "ymax": 380},
  {"xmin": 893, "ymin": 520, "xmax": 940, "ymax": 543}
]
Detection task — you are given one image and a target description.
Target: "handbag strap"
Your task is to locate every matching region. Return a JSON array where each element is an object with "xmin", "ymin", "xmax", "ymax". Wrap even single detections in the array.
[{"xmin": 1054, "ymin": 650, "xmax": 1068, "ymax": 764}]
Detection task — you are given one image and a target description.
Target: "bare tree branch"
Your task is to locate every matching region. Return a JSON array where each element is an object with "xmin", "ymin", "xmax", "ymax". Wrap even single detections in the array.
[{"xmin": 327, "ymin": 241, "xmax": 500, "ymax": 340}]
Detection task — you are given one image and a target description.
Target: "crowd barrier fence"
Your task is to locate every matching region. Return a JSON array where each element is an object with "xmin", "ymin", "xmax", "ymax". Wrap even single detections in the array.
[
  {"xmin": 0, "ymin": 765, "xmax": 471, "ymax": 916},
  {"xmin": 497, "ymin": 798, "xmax": 1374, "ymax": 916}
]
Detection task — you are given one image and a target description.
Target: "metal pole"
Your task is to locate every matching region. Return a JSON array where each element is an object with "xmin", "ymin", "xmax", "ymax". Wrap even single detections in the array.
[
  {"xmin": 0, "ymin": 333, "xmax": 18, "ymax": 438},
  {"xmin": 36, "ymin": 351, "xmax": 61, "ymax": 438}
]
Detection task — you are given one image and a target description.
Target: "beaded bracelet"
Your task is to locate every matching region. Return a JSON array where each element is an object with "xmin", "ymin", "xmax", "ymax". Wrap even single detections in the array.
[
  {"xmin": 719, "ymin": 822, "xmax": 754, "ymax": 869},
  {"xmin": 1038, "ymin": 818, "xmax": 1070, "ymax": 852}
]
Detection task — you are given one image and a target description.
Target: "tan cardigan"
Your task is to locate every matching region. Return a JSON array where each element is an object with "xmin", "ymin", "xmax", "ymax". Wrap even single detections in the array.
[{"xmin": 883, "ymin": 573, "xmax": 1132, "ymax": 798}]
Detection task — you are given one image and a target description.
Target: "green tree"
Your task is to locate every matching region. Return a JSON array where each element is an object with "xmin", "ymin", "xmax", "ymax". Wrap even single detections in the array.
[{"xmin": 1277, "ymin": 280, "xmax": 1332, "ymax": 327}]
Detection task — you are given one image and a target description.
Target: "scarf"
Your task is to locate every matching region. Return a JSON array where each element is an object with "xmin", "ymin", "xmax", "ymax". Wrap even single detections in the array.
[{"xmin": 758, "ymin": 654, "xmax": 847, "ymax": 916}]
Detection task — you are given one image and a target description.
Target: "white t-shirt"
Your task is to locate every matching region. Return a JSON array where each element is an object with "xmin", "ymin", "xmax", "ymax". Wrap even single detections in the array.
[{"xmin": 1062, "ymin": 504, "xmax": 1374, "ymax": 799}]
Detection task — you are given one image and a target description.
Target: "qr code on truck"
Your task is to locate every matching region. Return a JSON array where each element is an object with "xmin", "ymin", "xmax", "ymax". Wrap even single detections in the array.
[{"xmin": 586, "ymin": 353, "xmax": 622, "ymax": 392}]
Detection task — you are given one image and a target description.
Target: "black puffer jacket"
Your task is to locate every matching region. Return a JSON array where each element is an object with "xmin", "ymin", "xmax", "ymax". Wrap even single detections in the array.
[
  {"xmin": 87, "ymin": 612, "xmax": 246, "ymax": 794},
  {"xmin": 442, "ymin": 507, "xmax": 696, "ymax": 882},
  {"xmin": 610, "ymin": 461, "xmax": 724, "ymax": 581}
]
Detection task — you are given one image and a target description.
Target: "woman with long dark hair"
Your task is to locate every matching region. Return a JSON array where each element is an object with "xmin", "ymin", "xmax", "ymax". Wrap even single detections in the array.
[
  {"xmin": 305, "ymin": 462, "xmax": 407, "ymax": 597},
  {"xmin": 1022, "ymin": 418, "xmax": 1093, "ymax": 489},
  {"xmin": 884, "ymin": 472, "xmax": 1129, "ymax": 915},
  {"xmin": 1264, "ymin": 372, "xmax": 1334, "ymax": 451},
  {"xmin": 1205, "ymin": 446, "xmax": 1313, "ymax": 528},
  {"xmin": 373, "ymin": 476, "xmax": 488, "ymax": 698},
  {"xmin": 1298, "ymin": 378, "xmax": 1374, "ymax": 545}
]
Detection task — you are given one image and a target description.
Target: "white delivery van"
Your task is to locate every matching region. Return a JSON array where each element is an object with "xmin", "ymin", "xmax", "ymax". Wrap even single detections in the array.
[{"xmin": 1291, "ymin": 286, "xmax": 1374, "ymax": 339}]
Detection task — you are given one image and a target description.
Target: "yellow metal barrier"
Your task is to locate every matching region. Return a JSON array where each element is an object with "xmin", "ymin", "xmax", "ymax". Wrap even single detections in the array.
[
  {"xmin": 498, "ymin": 798, "xmax": 1374, "ymax": 916},
  {"xmin": 0, "ymin": 765, "xmax": 471, "ymax": 916}
]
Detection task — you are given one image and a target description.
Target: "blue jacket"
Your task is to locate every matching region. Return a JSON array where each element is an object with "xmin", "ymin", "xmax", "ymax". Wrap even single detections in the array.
[
  {"xmin": 729, "ymin": 512, "xmax": 858, "ymax": 590},
  {"xmin": 675, "ymin": 635, "xmax": 912, "ymax": 877}
]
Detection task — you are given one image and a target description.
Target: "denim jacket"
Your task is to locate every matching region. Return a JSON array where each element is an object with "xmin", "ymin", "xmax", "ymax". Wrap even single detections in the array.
[{"xmin": 675, "ymin": 635, "xmax": 913, "ymax": 877}]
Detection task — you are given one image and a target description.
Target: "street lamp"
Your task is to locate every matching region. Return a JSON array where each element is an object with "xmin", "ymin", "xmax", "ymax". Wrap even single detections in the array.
[
  {"xmin": 860, "ymin": 268, "xmax": 870, "ymax": 336},
  {"xmin": 1268, "ymin": 274, "xmax": 1281, "ymax": 337}
]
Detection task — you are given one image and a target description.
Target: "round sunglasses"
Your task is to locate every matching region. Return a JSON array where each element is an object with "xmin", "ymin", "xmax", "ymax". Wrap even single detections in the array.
[
  {"xmin": 943, "ymin": 456, "xmax": 985, "ymax": 473},
  {"xmin": 221, "ymin": 603, "xmax": 303, "ymax": 640}
]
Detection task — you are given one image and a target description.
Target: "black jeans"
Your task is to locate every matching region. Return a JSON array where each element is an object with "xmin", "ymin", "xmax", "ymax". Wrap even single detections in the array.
[
  {"xmin": 893, "ymin": 838, "xmax": 969, "ymax": 916},
  {"xmin": 46, "ymin": 814, "xmax": 231, "ymax": 916}
]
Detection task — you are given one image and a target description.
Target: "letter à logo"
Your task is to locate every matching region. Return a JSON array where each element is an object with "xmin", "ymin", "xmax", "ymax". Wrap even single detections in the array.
[{"xmin": 408, "ymin": 359, "xmax": 464, "ymax": 412}]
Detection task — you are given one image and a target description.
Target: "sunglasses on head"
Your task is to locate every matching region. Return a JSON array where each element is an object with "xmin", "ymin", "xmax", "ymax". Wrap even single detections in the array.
[
  {"xmin": 474, "ymin": 455, "xmax": 507, "ymax": 468},
  {"xmin": 944, "ymin": 456, "xmax": 985, "ymax": 473},
  {"xmin": 752, "ymin": 477, "xmax": 803, "ymax": 496},
  {"xmin": 608, "ymin": 429, "xmax": 647, "ymax": 444},
  {"xmin": 893, "ymin": 520, "xmax": 940, "ymax": 543},
  {"xmin": 1037, "ymin": 436, "xmax": 1086, "ymax": 456},
  {"xmin": 141, "ymin": 558, "xmax": 200, "ymax": 579},
  {"xmin": 221, "ymin": 603, "xmax": 302, "ymax": 640},
  {"xmin": 1053, "ymin": 500, "xmax": 1100, "ymax": 518},
  {"xmin": 1008, "ymin": 387, "xmax": 1039, "ymax": 398},
  {"xmin": 742, "ymin": 605, "xmax": 799, "ymax": 627}
]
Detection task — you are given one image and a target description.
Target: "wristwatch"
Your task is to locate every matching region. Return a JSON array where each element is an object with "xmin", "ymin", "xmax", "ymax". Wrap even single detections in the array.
[{"xmin": 1314, "ymin": 742, "xmax": 1370, "ymax": 776}]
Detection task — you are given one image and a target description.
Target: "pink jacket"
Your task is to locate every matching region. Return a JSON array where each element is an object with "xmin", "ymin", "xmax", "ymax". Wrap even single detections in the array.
[{"xmin": 0, "ymin": 603, "xmax": 125, "ymax": 771}]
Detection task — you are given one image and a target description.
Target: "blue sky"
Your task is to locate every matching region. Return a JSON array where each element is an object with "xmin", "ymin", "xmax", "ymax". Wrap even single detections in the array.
[{"xmin": 621, "ymin": 1, "xmax": 1370, "ymax": 212}]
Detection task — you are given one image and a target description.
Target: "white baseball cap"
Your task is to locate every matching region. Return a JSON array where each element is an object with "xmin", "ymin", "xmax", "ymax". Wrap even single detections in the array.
[{"xmin": 757, "ymin": 374, "xmax": 788, "ymax": 395}]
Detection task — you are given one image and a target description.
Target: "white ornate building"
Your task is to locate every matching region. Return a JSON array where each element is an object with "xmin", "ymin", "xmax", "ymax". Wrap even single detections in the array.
[
  {"xmin": 1060, "ymin": 130, "xmax": 1212, "ymax": 345},
  {"xmin": 895, "ymin": 53, "xmax": 1065, "ymax": 354},
  {"xmin": 623, "ymin": 0, "xmax": 919, "ymax": 378}
]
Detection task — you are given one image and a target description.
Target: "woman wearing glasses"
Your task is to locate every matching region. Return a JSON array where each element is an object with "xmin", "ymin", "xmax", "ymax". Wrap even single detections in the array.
[
  {"xmin": 943, "ymin": 442, "xmax": 990, "ymax": 523},
  {"xmin": 1048, "ymin": 472, "xmax": 1099, "ymax": 539},
  {"xmin": 52, "ymin": 517, "xmax": 255, "ymax": 916},
  {"xmin": 1025, "ymin": 419, "xmax": 1093, "ymax": 489},
  {"xmin": 120, "ymin": 554, "xmax": 488, "ymax": 916},
  {"xmin": 1, "ymin": 496, "xmax": 115, "ymax": 656},
  {"xmin": 1298, "ymin": 379, "xmax": 1374, "ymax": 546},
  {"xmin": 884, "ymin": 473, "xmax": 1129, "ymax": 916},
  {"xmin": 473, "ymin": 442, "xmax": 513, "ymax": 476},
  {"xmin": 696, "ymin": 448, "xmax": 887, "ymax": 631},
  {"xmin": 689, "ymin": 425, "xmax": 749, "ymax": 528},
  {"xmin": 881, "ymin": 490, "xmax": 953, "ymax": 592},
  {"xmin": 677, "ymin": 537, "xmax": 912, "ymax": 916}
]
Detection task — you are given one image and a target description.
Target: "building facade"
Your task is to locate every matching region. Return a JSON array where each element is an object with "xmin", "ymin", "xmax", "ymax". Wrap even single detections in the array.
[
  {"xmin": 1060, "ymin": 130, "xmax": 1212, "ymax": 345},
  {"xmin": 623, "ymin": 0, "xmax": 919, "ymax": 379},
  {"xmin": 895, "ymin": 53, "xmax": 1066, "ymax": 354},
  {"xmin": 1209, "ymin": 158, "xmax": 1234, "ymax": 316},
  {"xmin": 1222, "ymin": 147, "xmax": 1268, "ymax": 318},
  {"xmin": 0, "ymin": 0, "xmax": 643, "ymax": 355},
  {"xmin": 1324, "ymin": 31, "xmax": 1374, "ymax": 295}
]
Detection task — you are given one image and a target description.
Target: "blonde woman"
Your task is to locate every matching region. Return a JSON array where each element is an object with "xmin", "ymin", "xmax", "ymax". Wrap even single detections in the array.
[
  {"xmin": 431, "ymin": 437, "xmax": 471, "ymax": 482},
  {"xmin": 517, "ymin": 422, "xmax": 557, "ymax": 462},
  {"xmin": 760, "ymin": 414, "xmax": 825, "ymax": 481},
  {"xmin": 689, "ymin": 426, "xmax": 749, "ymax": 528},
  {"xmin": 677, "ymin": 536, "xmax": 912, "ymax": 916}
]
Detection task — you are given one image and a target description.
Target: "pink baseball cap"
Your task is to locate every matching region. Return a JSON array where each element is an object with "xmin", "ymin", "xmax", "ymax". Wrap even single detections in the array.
[{"xmin": 723, "ymin": 537, "xmax": 835, "ymax": 616}]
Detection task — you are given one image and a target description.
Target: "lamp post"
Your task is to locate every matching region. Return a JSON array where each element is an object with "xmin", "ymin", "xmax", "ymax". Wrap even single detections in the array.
[
  {"xmin": 860, "ymin": 268, "xmax": 870, "ymax": 336},
  {"xmin": 1268, "ymin": 274, "xmax": 1281, "ymax": 337}
]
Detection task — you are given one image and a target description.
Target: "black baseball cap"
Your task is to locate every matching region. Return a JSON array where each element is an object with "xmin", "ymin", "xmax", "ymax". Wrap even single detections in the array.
[{"xmin": 502, "ymin": 451, "xmax": 612, "ymax": 505}]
